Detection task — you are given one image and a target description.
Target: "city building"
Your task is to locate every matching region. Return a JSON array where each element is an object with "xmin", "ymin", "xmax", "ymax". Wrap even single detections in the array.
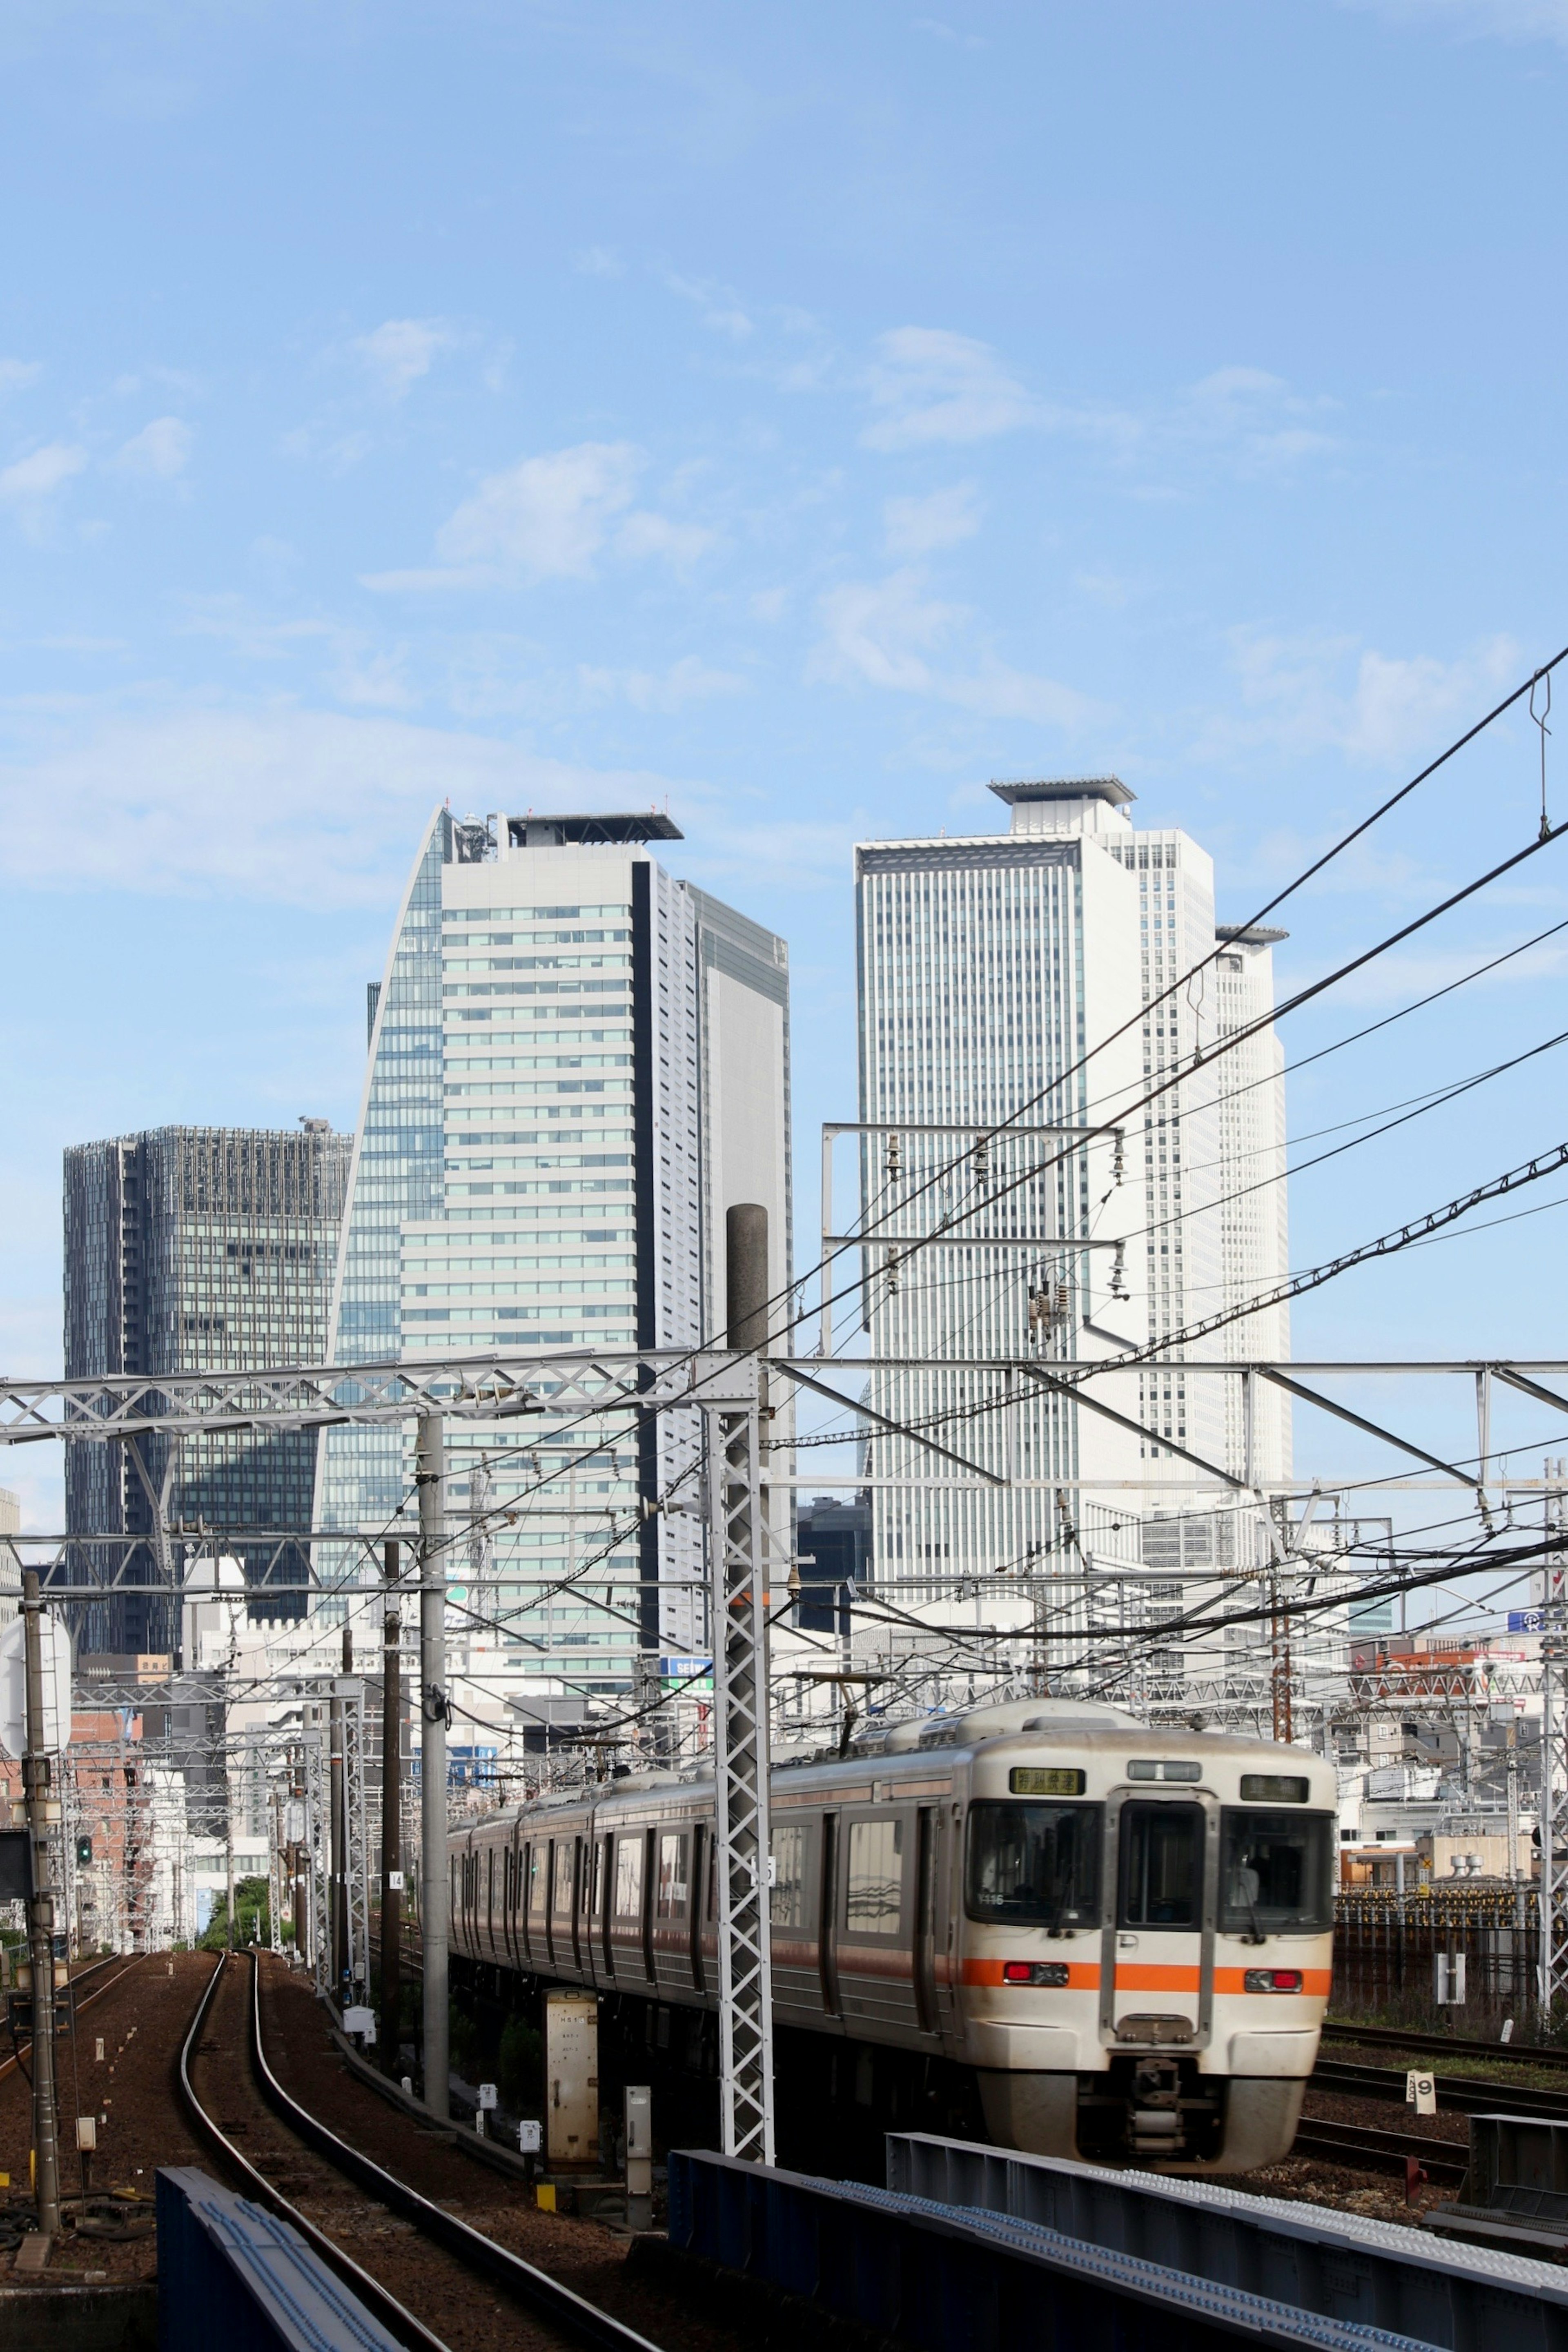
[
  {"xmin": 793, "ymin": 1492, "xmax": 872, "ymax": 1634},
  {"xmin": 853, "ymin": 777, "xmax": 1292, "ymax": 1698},
  {"xmin": 313, "ymin": 807, "xmax": 791, "ymax": 1697},
  {"xmin": 62, "ymin": 1124, "xmax": 352, "ymax": 1651}
]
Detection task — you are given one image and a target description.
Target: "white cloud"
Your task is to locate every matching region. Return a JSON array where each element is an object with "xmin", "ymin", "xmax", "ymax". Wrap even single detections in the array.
[
  {"xmin": 353, "ymin": 317, "xmax": 455, "ymax": 398},
  {"xmin": 1347, "ymin": 0, "xmax": 1568, "ymax": 42},
  {"xmin": 862, "ymin": 328, "xmax": 1042, "ymax": 449},
  {"xmin": 1177, "ymin": 368, "xmax": 1338, "ymax": 472},
  {"xmin": 575, "ymin": 246, "xmax": 623, "ymax": 276},
  {"xmin": 115, "ymin": 416, "xmax": 192, "ymax": 479},
  {"xmin": 0, "ymin": 442, "xmax": 87, "ymax": 506},
  {"xmin": 0, "ymin": 360, "xmax": 41, "ymax": 393},
  {"xmin": 437, "ymin": 441, "xmax": 638, "ymax": 579},
  {"xmin": 883, "ymin": 482, "xmax": 982, "ymax": 556},
  {"xmin": 578, "ymin": 656, "xmax": 747, "ymax": 712},
  {"xmin": 0, "ymin": 703, "xmax": 694, "ymax": 909},
  {"xmin": 811, "ymin": 568, "xmax": 1096, "ymax": 728},
  {"xmin": 615, "ymin": 510, "xmax": 716, "ymax": 566},
  {"xmin": 664, "ymin": 272, "xmax": 754, "ymax": 339},
  {"xmin": 365, "ymin": 441, "xmax": 714, "ymax": 592},
  {"xmin": 1211, "ymin": 628, "xmax": 1520, "ymax": 766}
]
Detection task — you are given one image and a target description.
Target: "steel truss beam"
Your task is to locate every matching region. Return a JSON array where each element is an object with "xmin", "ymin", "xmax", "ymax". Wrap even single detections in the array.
[{"xmin": 701, "ymin": 1356, "xmax": 774, "ymax": 2165}]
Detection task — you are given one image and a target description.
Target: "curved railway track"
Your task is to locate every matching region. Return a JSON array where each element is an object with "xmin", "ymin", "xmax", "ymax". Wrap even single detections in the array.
[{"xmin": 178, "ymin": 1951, "xmax": 667, "ymax": 2352}]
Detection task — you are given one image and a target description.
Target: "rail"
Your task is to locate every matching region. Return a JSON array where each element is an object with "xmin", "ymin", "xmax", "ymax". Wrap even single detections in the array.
[
  {"xmin": 1325, "ymin": 2019, "xmax": 1568, "ymax": 2068},
  {"xmin": 176, "ymin": 1951, "xmax": 448, "ymax": 2352},
  {"xmin": 186, "ymin": 1949, "xmax": 668, "ymax": 2352}
]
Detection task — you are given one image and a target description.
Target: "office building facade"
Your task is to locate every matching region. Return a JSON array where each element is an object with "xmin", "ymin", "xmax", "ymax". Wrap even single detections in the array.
[
  {"xmin": 854, "ymin": 778, "xmax": 1290, "ymax": 1673},
  {"xmin": 63, "ymin": 1123, "xmax": 352, "ymax": 1650},
  {"xmin": 313, "ymin": 807, "xmax": 791, "ymax": 1690}
]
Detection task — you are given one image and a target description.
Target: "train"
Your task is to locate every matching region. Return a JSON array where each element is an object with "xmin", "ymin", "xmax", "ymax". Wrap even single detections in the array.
[{"xmin": 448, "ymin": 1695, "xmax": 1337, "ymax": 2172}]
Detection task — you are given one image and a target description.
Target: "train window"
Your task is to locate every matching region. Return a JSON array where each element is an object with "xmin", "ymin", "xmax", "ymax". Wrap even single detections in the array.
[
  {"xmin": 615, "ymin": 1835, "xmax": 644, "ymax": 1921},
  {"xmin": 771, "ymin": 1825, "xmax": 805, "ymax": 1928},
  {"xmin": 528, "ymin": 1844, "xmax": 546, "ymax": 1918},
  {"xmin": 656, "ymin": 1832, "xmax": 689, "ymax": 1919},
  {"xmin": 966, "ymin": 1803, "xmax": 1102, "ymax": 1929},
  {"xmin": 1220, "ymin": 1811, "xmax": 1334, "ymax": 1935},
  {"xmin": 553, "ymin": 1841, "xmax": 574, "ymax": 1915},
  {"xmin": 592, "ymin": 1839, "xmax": 606, "ymax": 1918},
  {"xmin": 1119, "ymin": 1803, "xmax": 1203, "ymax": 1929},
  {"xmin": 845, "ymin": 1817, "xmax": 904, "ymax": 1936}
]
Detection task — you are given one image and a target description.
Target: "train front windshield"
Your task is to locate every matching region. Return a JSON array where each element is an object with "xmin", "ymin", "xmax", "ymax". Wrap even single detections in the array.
[
  {"xmin": 965, "ymin": 1802, "xmax": 1102, "ymax": 1929},
  {"xmin": 1220, "ymin": 1809, "xmax": 1334, "ymax": 1934}
]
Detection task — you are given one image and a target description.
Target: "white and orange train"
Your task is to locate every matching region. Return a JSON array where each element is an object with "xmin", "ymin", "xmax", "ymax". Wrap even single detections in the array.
[{"xmin": 449, "ymin": 1697, "xmax": 1336, "ymax": 2171}]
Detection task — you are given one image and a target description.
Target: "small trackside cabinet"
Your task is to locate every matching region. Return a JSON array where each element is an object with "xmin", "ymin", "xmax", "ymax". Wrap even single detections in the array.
[{"xmin": 546, "ymin": 1988, "xmax": 599, "ymax": 2169}]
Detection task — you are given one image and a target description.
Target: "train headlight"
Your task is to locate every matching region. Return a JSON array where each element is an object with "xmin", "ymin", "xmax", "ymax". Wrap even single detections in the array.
[
  {"xmin": 1243, "ymin": 1968, "xmax": 1303, "ymax": 1993},
  {"xmin": 1002, "ymin": 1962, "xmax": 1071, "ymax": 1987}
]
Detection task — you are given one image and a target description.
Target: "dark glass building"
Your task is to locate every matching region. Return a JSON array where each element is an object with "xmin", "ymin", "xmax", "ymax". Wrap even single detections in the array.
[
  {"xmin": 63, "ymin": 1123, "xmax": 352, "ymax": 1652},
  {"xmin": 793, "ymin": 1492, "xmax": 872, "ymax": 1633}
]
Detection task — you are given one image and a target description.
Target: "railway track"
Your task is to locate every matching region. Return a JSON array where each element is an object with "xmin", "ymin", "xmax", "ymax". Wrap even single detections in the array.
[
  {"xmin": 1313, "ymin": 2054, "xmax": 1568, "ymax": 2120},
  {"xmin": 0, "ymin": 1949, "xmax": 147, "ymax": 2086},
  {"xmin": 1290, "ymin": 2116, "xmax": 1468, "ymax": 2185},
  {"xmin": 1323, "ymin": 2019, "xmax": 1568, "ymax": 2069},
  {"xmin": 178, "ymin": 1951, "xmax": 668, "ymax": 2352}
]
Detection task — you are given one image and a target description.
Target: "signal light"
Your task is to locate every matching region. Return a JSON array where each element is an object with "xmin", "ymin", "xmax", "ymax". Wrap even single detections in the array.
[
  {"xmin": 1002, "ymin": 1962, "xmax": 1071, "ymax": 1987},
  {"xmin": 1243, "ymin": 1969, "xmax": 1303, "ymax": 1993}
]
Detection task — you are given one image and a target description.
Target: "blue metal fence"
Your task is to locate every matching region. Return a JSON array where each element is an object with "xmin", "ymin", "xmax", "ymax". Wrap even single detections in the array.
[
  {"xmin": 157, "ymin": 2166, "xmax": 405, "ymax": 2352},
  {"xmin": 666, "ymin": 2147, "xmax": 1446, "ymax": 2352}
]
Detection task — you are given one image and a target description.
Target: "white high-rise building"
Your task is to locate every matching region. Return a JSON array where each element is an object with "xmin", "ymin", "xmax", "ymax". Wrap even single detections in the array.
[
  {"xmin": 314, "ymin": 808, "xmax": 791, "ymax": 1696},
  {"xmin": 854, "ymin": 778, "xmax": 1290, "ymax": 1693}
]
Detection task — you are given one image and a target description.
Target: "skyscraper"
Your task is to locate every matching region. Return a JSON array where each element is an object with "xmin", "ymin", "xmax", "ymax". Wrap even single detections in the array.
[
  {"xmin": 314, "ymin": 807, "xmax": 791, "ymax": 1691},
  {"xmin": 63, "ymin": 1123, "xmax": 352, "ymax": 1651},
  {"xmin": 854, "ymin": 778, "xmax": 1289, "ymax": 1661}
]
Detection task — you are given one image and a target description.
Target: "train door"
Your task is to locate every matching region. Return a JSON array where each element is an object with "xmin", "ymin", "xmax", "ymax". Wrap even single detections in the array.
[
  {"xmin": 653, "ymin": 1826, "xmax": 691, "ymax": 1995},
  {"xmin": 549, "ymin": 1835, "xmax": 577, "ymax": 1976},
  {"xmin": 688, "ymin": 1822, "xmax": 706, "ymax": 1996},
  {"xmin": 1109, "ymin": 1800, "xmax": 1206, "ymax": 2042},
  {"xmin": 837, "ymin": 1805, "xmax": 920, "ymax": 2036},
  {"xmin": 913, "ymin": 1807, "xmax": 938, "ymax": 2036},
  {"xmin": 818, "ymin": 1813, "xmax": 841, "ymax": 2020},
  {"xmin": 525, "ymin": 1839, "xmax": 546, "ymax": 1966},
  {"xmin": 485, "ymin": 1846, "xmax": 496, "ymax": 1958}
]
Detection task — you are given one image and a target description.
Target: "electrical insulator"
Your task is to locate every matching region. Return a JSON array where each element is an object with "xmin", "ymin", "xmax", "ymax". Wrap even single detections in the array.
[
  {"xmin": 1112, "ymin": 1131, "xmax": 1125, "ymax": 1184},
  {"xmin": 1056, "ymin": 1279, "xmax": 1070, "ymax": 1323},
  {"xmin": 973, "ymin": 1134, "xmax": 990, "ymax": 1192},
  {"xmin": 886, "ymin": 1132, "xmax": 901, "ymax": 1184},
  {"xmin": 887, "ymin": 1251, "xmax": 901, "ymax": 1296},
  {"xmin": 1028, "ymin": 1281, "xmax": 1051, "ymax": 1337},
  {"xmin": 1110, "ymin": 1242, "xmax": 1129, "ymax": 1301}
]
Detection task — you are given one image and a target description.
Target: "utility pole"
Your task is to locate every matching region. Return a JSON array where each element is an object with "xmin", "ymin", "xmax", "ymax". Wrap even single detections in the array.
[
  {"xmin": 381, "ymin": 1538, "xmax": 403, "ymax": 2076},
  {"xmin": 704, "ymin": 1204, "xmax": 776, "ymax": 2165},
  {"xmin": 330, "ymin": 1626, "xmax": 352, "ymax": 2007},
  {"xmin": 22, "ymin": 1574, "xmax": 61, "ymax": 2241},
  {"xmin": 417, "ymin": 1414, "xmax": 449, "ymax": 2120}
]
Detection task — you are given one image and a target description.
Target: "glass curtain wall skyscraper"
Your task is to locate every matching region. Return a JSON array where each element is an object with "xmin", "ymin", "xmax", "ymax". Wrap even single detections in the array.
[
  {"xmin": 63, "ymin": 1123, "xmax": 352, "ymax": 1652},
  {"xmin": 314, "ymin": 807, "xmax": 791, "ymax": 1694},
  {"xmin": 855, "ymin": 778, "xmax": 1290, "ymax": 1693}
]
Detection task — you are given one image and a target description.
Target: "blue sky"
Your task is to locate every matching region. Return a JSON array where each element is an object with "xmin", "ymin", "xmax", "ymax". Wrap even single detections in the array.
[{"xmin": 5, "ymin": 0, "xmax": 1568, "ymax": 1532}]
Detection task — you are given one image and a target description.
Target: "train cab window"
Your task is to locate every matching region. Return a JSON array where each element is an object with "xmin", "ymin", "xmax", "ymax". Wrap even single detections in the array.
[
  {"xmin": 592, "ymin": 1838, "xmax": 606, "ymax": 1919},
  {"xmin": 615, "ymin": 1834, "xmax": 644, "ymax": 1921},
  {"xmin": 1119, "ymin": 1803, "xmax": 1204, "ymax": 1929},
  {"xmin": 656, "ymin": 1832, "xmax": 689, "ymax": 1920},
  {"xmin": 553, "ymin": 1840, "xmax": 575, "ymax": 1915},
  {"xmin": 1220, "ymin": 1810, "xmax": 1333, "ymax": 1935},
  {"xmin": 527, "ymin": 1844, "xmax": 546, "ymax": 1920},
  {"xmin": 966, "ymin": 1803, "xmax": 1102, "ymax": 1929},
  {"xmin": 771, "ymin": 1824, "xmax": 805, "ymax": 1929},
  {"xmin": 845, "ymin": 1816, "xmax": 904, "ymax": 1936}
]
